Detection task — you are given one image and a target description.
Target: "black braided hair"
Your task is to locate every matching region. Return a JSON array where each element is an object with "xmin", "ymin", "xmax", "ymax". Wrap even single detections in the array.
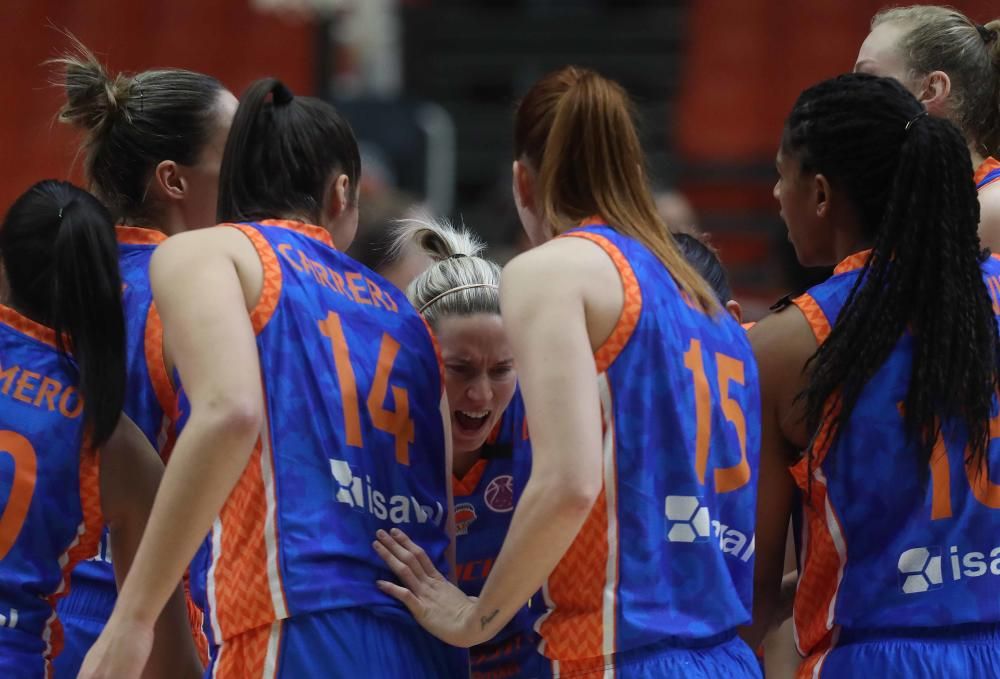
[{"xmin": 785, "ymin": 73, "xmax": 999, "ymax": 472}]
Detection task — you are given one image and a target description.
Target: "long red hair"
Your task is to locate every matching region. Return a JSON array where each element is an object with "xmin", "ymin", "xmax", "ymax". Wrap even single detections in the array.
[{"xmin": 514, "ymin": 66, "xmax": 716, "ymax": 312}]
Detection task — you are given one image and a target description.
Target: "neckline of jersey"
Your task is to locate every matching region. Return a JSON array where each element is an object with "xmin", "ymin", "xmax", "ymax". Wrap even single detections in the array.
[
  {"xmin": 257, "ymin": 219, "xmax": 335, "ymax": 248},
  {"xmin": 453, "ymin": 458, "xmax": 489, "ymax": 497},
  {"xmin": 116, "ymin": 225, "xmax": 167, "ymax": 245},
  {"xmin": 975, "ymin": 156, "xmax": 1000, "ymax": 187},
  {"xmin": 0, "ymin": 304, "xmax": 58, "ymax": 348},
  {"xmin": 834, "ymin": 250, "xmax": 872, "ymax": 275}
]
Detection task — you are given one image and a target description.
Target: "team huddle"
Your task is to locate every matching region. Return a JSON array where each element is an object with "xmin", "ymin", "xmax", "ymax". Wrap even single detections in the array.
[{"xmin": 1, "ymin": 4, "xmax": 1000, "ymax": 679}]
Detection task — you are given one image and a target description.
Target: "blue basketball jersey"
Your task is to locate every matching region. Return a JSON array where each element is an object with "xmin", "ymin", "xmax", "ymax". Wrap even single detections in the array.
[
  {"xmin": 976, "ymin": 157, "xmax": 1000, "ymax": 192},
  {"xmin": 531, "ymin": 224, "xmax": 760, "ymax": 673},
  {"xmin": 789, "ymin": 251, "xmax": 1000, "ymax": 676},
  {"xmin": 187, "ymin": 220, "xmax": 450, "ymax": 646},
  {"xmin": 57, "ymin": 227, "xmax": 177, "ymax": 643},
  {"xmin": 0, "ymin": 305, "xmax": 103, "ymax": 678},
  {"xmin": 454, "ymin": 390, "xmax": 548, "ymax": 678}
]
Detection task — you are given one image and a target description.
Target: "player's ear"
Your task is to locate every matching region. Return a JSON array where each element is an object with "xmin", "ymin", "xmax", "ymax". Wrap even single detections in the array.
[
  {"xmin": 324, "ymin": 173, "xmax": 351, "ymax": 221},
  {"xmin": 151, "ymin": 160, "xmax": 186, "ymax": 203},
  {"xmin": 322, "ymin": 172, "xmax": 358, "ymax": 250},
  {"xmin": 725, "ymin": 300, "xmax": 743, "ymax": 324}
]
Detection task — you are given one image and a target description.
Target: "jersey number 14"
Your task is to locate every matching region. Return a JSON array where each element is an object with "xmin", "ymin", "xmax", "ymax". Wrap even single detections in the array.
[{"xmin": 318, "ymin": 311, "xmax": 415, "ymax": 465}]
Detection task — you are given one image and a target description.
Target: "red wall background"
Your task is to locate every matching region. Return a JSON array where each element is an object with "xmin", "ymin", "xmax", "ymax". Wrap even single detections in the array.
[
  {"xmin": 2, "ymin": 1, "xmax": 997, "ymax": 217},
  {"xmin": 678, "ymin": 0, "xmax": 998, "ymax": 166},
  {"xmin": 0, "ymin": 0, "xmax": 316, "ymax": 210}
]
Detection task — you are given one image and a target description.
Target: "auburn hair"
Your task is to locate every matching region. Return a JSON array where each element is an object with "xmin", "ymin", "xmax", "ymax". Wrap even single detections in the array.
[{"xmin": 513, "ymin": 66, "xmax": 717, "ymax": 312}]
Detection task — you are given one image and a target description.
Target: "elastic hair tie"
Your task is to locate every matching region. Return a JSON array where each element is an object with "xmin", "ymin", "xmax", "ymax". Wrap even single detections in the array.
[
  {"xmin": 272, "ymin": 82, "xmax": 295, "ymax": 106},
  {"xmin": 905, "ymin": 110, "xmax": 928, "ymax": 131},
  {"xmin": 976, "ymin": 24, "xmax": 997, "ymax": 44},
  {"xmin": 418, "ymin": 283, "xmax": 499, "ymax": 314},
  {"xmin": 448, "ymin": 253, "xmax": 468, "ymax": 260}
]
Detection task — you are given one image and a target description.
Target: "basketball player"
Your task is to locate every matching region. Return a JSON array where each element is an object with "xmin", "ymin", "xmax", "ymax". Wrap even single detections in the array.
[
  {"xmin": 395, "ymin": 216, "xmax": 550, "ymax": 678},
  {"xmin": 375, "ymin": 66, "xmax": 762, "ymax": 677},
  {"xmin": 79, "ymin": 78, "xmax": 465, "ymax": 679},
  {"xmin": 744, "ymin": 73, "xmax": 1000, "ymax": 677},
  {"xmin": 0, "ymin": 181, "xmax": 199, "ymax": 678},
  {"xmin": 52, "ymin": 40, "xmax": 236, "ymax": 674},
  {"xmin": 674, "ymin": 232, "xmax": 743, "ymax": 323},
  {"xmin": 855, "ymin": 6, "xmax": 1000, "ymax": 248}
]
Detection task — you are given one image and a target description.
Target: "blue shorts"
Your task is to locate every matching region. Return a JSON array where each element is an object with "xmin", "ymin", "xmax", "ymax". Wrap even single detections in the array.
[
  {"xmin": 52, "ymin": 612, "xmax": 106, "ymax": 678},
  {"xmin": 53, "ymin": 579, "xmax": 114, "ymax": 679},
  {"xmin": 817, "ymin": 623, "xmax": 1000, "ymax": 678},
  {"xmin": 472, "ymin": 630, "xmax": 551, "ymax": 679},
  {"xmin": 542, "ymin": 631, "xmax": 761, "ymax": 678},
  {"xmin": 0, "ymin": 636, "xmax": 46, "ymax": 679},
  {"xmin": 204, "ymin": 608, "xmax": 469, "ymax": 678}
]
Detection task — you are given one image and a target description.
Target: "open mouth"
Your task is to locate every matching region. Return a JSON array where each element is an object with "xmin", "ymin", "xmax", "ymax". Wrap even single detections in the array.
[{"xmin": 454, "ymin": 410, "xmax": 491, "ymax": 434}]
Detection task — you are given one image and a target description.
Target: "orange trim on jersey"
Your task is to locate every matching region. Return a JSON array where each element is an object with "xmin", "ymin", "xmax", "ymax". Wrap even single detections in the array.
[
  {"xmin": 144, "ymin": 304, "xmax": 178, "ymax": 423},
  {"xmin": 212, "ymin": 620, "xmax": 282, "ymax": 679},
  {"xmin": 578, "ymin": 215, "xmax": 606, "ymax": 228},
  {"xmin": 229, "ymin": 225, "xmax": 283, "ymax": 334},
  {"xmin": 791, "ymin": 294, "xmax": 832, "ymax": 345},
  {"xmin": 793, "ymin": 250, "xmax": 869, "ymax": 346},
  {"xmin": 184, "ymin": 574, "xmax": 210, "ymax": 666},
  {"xmin": 257, "ymin": 218, "xmax": 335, "ymax": 249},
  {"xmin": 538, "ymin": 375, "xmax": 620, "ymax": 664},
  {"xmin": 558, "ymin": 231, "xmax": 643, "ymax": 373},
  {"xmin": 741, "ymin": 322, "xmax": 756, "ymax": 331},
  {"xmin": 0, "ymin": 305, "xmax": 58, "ymax": 348},
  {"xmin": 975, "ymin": 157, "xmax": 1000, "ymax": 188},
  {"xmin": 421, "ymin": 316, "xmax": 445, "ymax": 397},
  {"xmin": 789, "ymin": 417, "xmax": 847, "ymax": 677},
  {"xmin": 833, "ymin": 250, "xmax": 870, "ymax": 276},
  {"xmin": 212, "ymin": 440, "xmax": 277, "ymax": 639},
  {"xmin": 453, "ymin": 458, "xmax": 489, "ymax": 497},
  {"xmin": 115, "ymin": 225, "xmax": 166, "ymax": 246},
  {"xmin": 43, "ymin": 447, "xmax": 103, "ymax": 669},
  {"xmin": 555, "ymin": 656, "xmax": 612, "ymax": 676},
  {"xmin": 539, "ymin": 487, "xmax": 610, "ymax": 661}
]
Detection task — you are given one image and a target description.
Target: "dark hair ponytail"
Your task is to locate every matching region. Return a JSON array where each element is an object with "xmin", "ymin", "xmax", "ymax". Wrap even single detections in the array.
[
  {"xmin": 673, "ymin": 232, "xmax": 733, "ymax": 304},
  {"xmin": 217, "ymin": 78, "xmax": 361, "ymax": 224},
  {"xmin": 1, "ymin": 181, "xmax": 125, "ymax": 446},
  {"xmin": 785, "ymin": 73, "xmax": 1000, "ymax": 470}
]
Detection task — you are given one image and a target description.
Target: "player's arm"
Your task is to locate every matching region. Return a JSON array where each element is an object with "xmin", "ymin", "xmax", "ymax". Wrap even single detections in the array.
[
  {"xmin": 79, "ymin": 228, "xmax": 265, "ymax": 679},
  {"xmin": 739, "ymin": 308, "xmax": 812, "ymax": 648},
  {"xmin": 976, "ymin": 186, "xmax": 1000, "ymax": 253},
  {"xmin": 99, "ymin": 414, "xmax": 202, "ymax": 679},
  {"xmin": 374, "ymin": 240, "xmax": 606, "ymax": 647}
]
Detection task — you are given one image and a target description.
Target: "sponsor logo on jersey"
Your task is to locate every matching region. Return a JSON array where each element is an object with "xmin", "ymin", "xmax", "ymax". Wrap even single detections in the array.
[
  {"xmin": 330, "ymin": 459, "xmax": 444, "ymax": 526},
  {"xmin": 455, "ymin": 502, "xmax": 477, "ymax": 535},
  {"xmin": 898, "ymin": 544, "xmax": 1000, "ymax": 594},
  {"xmin": 484, "ymin": 475, "xmax": 514, "ymax": 513},
  {"xmin": 0, "ymin": 608, "xmax": 19, "ymax": 630},
  {"xmin": 664, "ymin": 495, "xmax": 755, "ymax": 562}
]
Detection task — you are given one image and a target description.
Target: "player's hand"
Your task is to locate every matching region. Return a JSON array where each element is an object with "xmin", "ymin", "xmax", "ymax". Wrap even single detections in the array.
[
  {"xmin": 373, "ymin": 527, "xmax": 482, "ymax": 648},
  {"xmin": 77, "ymin": 616, "xmax": 154, "ymax": 679}
]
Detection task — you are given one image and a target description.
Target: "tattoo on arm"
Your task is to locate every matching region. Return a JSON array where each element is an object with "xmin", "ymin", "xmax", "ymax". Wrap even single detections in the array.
[{"xmin": 480, "ymin": 609, "xmax": 499, "ymax": 630}]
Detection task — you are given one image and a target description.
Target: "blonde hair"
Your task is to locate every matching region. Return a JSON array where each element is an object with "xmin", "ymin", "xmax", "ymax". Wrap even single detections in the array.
[
  {"xmin": 513, "ymin": 66, "xmax": 717, "ymax": 313},
  {"xmin": 392, "ymin": 216, "xmax": 501, "ymax": 327},
  {"xmin": 873, "ymin": 6, "xmax": 1000, "ymax": 155}
]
